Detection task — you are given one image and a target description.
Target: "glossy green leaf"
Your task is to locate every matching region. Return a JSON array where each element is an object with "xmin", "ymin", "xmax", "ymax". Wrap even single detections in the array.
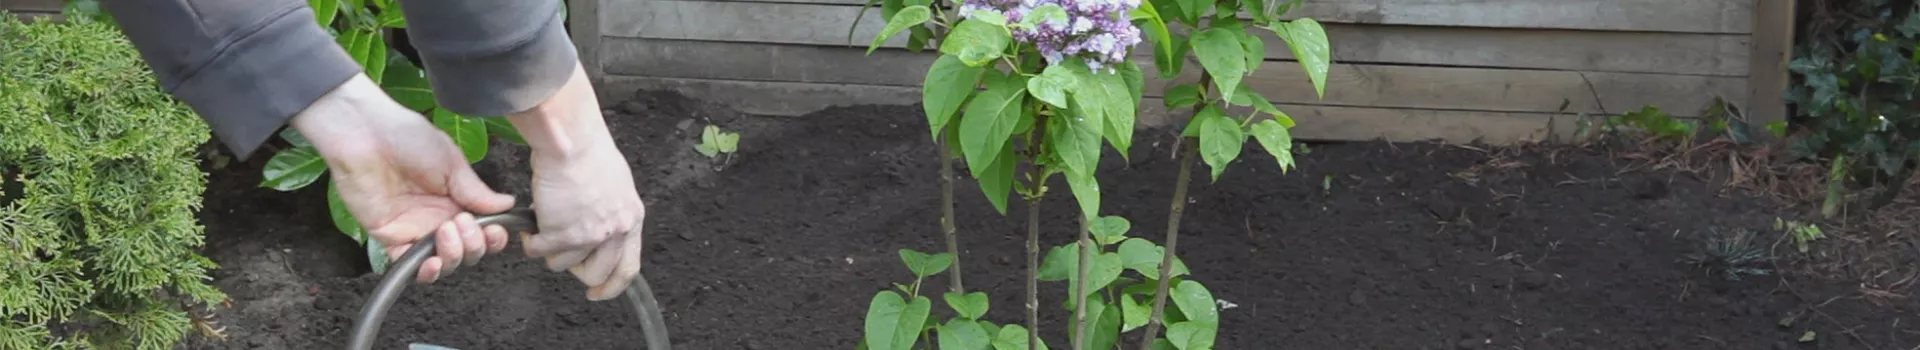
[
  {"xmin": 1171, "ymin": 280, "xmax": 1218, "ymax": 323},
  {"xmin": 1271, "ymin": 19, "xmax": 1332, "ymax": 98},
  {"xmin": 898, "ymin": 249, "xmax": 953, "ymax": 278},
  {"xmin": 260, "ymin": 146, "xmax": 327, "ymax": 191},
  {"xmin": 368, "ymin": 235, "xmax": 389, "ymax": 274},
  {"xmin": 1089, "ymin": 216, "xmax": 1131, "ymax": 245},
  {"xmin": 1165, "ymin": 83, "xmax": 1203, "ymax": 108},
  {"xmin": 1118, "ymin": 238, "xmax": 1191, "ymax": 278},
  {"xmin": 992, "ymin": 324, "xmax": 1048, "ymax": 350},
  {"xmin": 311, "ymin": 0, "xmax": 340, "ymax": 26},
  {"xmin": 484, "ymin": 117, "xmax": 527, "ymax": 145},
  {"xmin": 337, "ymin": 29, "xmax": 388, "ymax": 85},
  {"xmin": 1195, "ymin": 106, "xmax": 1243, "ymax": 181},
  {"xmin": 1167, "ymin": 321, "xmax": 1218, "ymax": 350},
  {"xmin": 1121, "ymin": 293, "xmax": 1151, "ymax": 332},
  {"xmin": 959, "ymin": 74, "xmax": 1027, "ymax": 179},
  {"xmin": 871, "ymin": 5, "xmax": 932, "ymax": 54},
  {"xmin": 376, "ymin": 7, "xmax": 407, "ymax": 28},
  {"xmin": 923, "ymin": 54, "xmax": 986, "ymax": 139},
  {"xmin": 1131, "ymin": 4, "xmax": 1181, "ymax": 79},
  {"xmin": 327, "ymin": 180, "xmax": 366, "ymax": 243},
  {"xmin": 1240, "ymin": 31, "xmax": 1266, "ymax": 72},
  {"xmin": 944, "ymin": 291, "xmax": 990, "ymax": 320},
  {"xmin": 939, "ymin": 320, "xmax": 993, "ymax": 350},
  {"xmin": 381, "ymin": 54, "xmax": 436, "ymax": 112},
  {"xmin": 864, "ymin": 291, "xmax": 933, "ymax": 350},
  {"xmin": 1249, "ymin": 119, "xmax": 1296, "ymax": 172},
  {"xmin": 1029, "ymin": 64, "xmax": 1079, "ymax": 108},
  {"xmin": 1190, "ymin": 28, "xmax": 1247, "ymax": 103},
  {"xmin": 978, "ymin": 139, "xmax": 1017, "ymax": 215},
  {"xmin": 431, "ymin": 109, "xmax": 489, "ymax": 163},
  {"xmin": 280, "ymin": 128, "xmax": 312, "ymax": 148},
  {"xmin": 941, "ymin": 19, "xmax": 1013, "ymax": 66},
  {"xmin": 1013, "ymin": 4, "xmax": 1066, "ymax": 29}
]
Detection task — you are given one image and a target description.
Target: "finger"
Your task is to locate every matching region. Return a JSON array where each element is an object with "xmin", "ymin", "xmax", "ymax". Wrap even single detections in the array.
[
  {"xmin": 447, "ymin": 164, "xmax": 516, "ymax": 215},
  {"xmin": 523, "ymin": 227, "xmax": 607, "ymax": 258},
  {"xmin": 435, "ymin": 220, "xmax": 464, "ymax": 276},
  {"xmin": 588, "ymin": 234, "xmax": 645, "ymax": 301},
  {"xmin": 417, "ymin": 257, "xmax": 443, "ymax": 284},
  {"xmin": 456, "ymin": 213, "xmax": 486, "ymax": 267},
  {"xmin": 568, "ymin": 234, "xmax": 626, "ymax": 287},
  {"xmin": 545, "ymin": 250, "xmax": 591, "ymax": 272},
  {"xmin": 369, "ymin": 207, "xmax": 459, "ymax": 248},
  {"xmin": 483, "ymin": 224, "xmax": 509, "ymax": 253}
]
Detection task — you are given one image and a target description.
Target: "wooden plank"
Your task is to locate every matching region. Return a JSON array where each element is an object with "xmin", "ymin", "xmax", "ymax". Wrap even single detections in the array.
[
  {"xmin": 597, "ymin": 75, "xmax": 1588, "ymax": 144},
  {"xmin": 1746, "ymin": 0, "xmax": 1794, "ymax": 139},
  {"xmin": 10, "ymin": 11, "xmax": 60, "ymax": 23},
  {"xmin": 639, "ymin": 0, "xmax": 1750, "ymax": 33},
  {"xmin": 5, "ymin": 0, "xmax": 64, "ymax": 11},
  {"xmin": 602, "ymin": 1, "xmax": 1752, "ymax": 75},
  {"xmin": 600, "ymin": 38, "xmax": 1748, "ymax": 116}
]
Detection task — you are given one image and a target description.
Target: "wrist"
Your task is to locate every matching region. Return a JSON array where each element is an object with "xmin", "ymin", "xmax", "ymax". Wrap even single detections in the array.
[
  {"xmin": 507, "ymin": 63, "xmax": 613, "ymax": 163},
  {"xmin": 291, "ymin": 74, "xmax": 387, "ymax": 165}
]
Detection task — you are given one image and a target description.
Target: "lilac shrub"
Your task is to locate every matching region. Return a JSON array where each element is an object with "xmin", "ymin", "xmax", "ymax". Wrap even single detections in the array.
[{"xmin": 852, "ymin": 0, "xmax": 1333, "ymax": 348}]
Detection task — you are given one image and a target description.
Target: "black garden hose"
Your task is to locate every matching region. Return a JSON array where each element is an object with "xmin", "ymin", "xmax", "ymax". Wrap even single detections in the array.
[{"xmin": 346, "ymin": 208, "xmax": 672, "ymax": 350}]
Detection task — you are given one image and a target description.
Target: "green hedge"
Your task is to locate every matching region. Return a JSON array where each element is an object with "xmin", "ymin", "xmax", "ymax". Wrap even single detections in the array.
[{"xmin": 0, "ymin": 14, "xmax": 225, "ymax": 350}]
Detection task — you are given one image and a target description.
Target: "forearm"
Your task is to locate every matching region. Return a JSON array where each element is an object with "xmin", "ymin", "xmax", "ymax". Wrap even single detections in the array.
[
  {"xmin": 101, "ymin": 0, "xmax": 361, "ymax": 159},
  {"xmin": 505, "ymin": 63, "xmax": 614, "ymax": 163}
]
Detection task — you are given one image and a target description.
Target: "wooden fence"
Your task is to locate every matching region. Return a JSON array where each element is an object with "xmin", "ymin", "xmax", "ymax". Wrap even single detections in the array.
[
  {"xmin": 577, "ymin": 0, "xmax": 1797, "ymax": 144},
  {"xmin": 2, "ymin": 0, "xmax": 63, "ymax": 22}
]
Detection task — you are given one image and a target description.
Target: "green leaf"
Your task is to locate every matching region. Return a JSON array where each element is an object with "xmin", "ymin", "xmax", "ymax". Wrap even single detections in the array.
[
  {"xmin": 1038, "ymin": 244, "xmax": 1076, "ymax": 281},
  {"xmin": 1121, "ymin": 293, "xmax": 1151, "ymax": 332},
  {"xmin": 944, "ymin": 291, "xmax": 990, "ymax": 320},
  {"xmin": 1029, "ymin": 64, "xmax": 1079, "ymax": 108},
  {"xmin": 1195, "ymin": 106, "xmax": 1244, "ymax": 181},
  {"xmin": 1065, "ymin": 61, "xmax": 1136, "ymax": 158},
  {"xmin": 1271, "ymin": 19, "xmax": 1332, "ymax": 99},
  {"xmin": 907, "ymin": 26, "xmax": 936, "ymax": 52},
  {"xmin": 871, "ymin": 5, "xmax": 932, "ymax": 54},
  {"xmin": 1175, "ymin": 0, "xmax": 1207, "ymax": 25},
  {"xmin": 311, "ymin": 0, "xmax": 340, "ymax": 26},
  {"xmin": 1047, "ymin": 248, "xmax": 1124, "ymax": 299},
  {"xmin": 1248, "ymin": 119, "xmax": 1296, "ymax": 172},
  {"xmin": 1110, "ymin": 62, "xmax": 1144, "ymax": 157},
  {"xmin": 1171, "ymin": 280, "xmax": 1218, "ymax": 323},
  {"xmin": 381, "ymin": 54, "xmax": 436, "ymax": 112},
  {"xmin": 959, "ymin": 74, "xmax": 1028, "ymax": 179},
  {"xmin": 1068, "ymin": 301, "xmax": 1122, "ymax": 350},
  {"xmin": 1240, "ymin": 31, "xmax": 1266, "ymax": 72},
  {"xmin": 484, "ymin": 117, "xmax": 527, "ymax": 145},
  {"xmin": 939, "ymin": 320, "xmax": 993, "ymax": 350},
  {"xmin": 967, "ymin": 9, "xmax": 1009, "ymax": 27},
  {"xmin": 280, "ymin": 128, "xmax": 312, "ymax": 148},
  {"xmin": 431, "ymin": 109, "xmax": 489, "ymax": 163},
  {"xmin": 1151, "ymin": 338, "xmax": 1179, "ymax": 350},
  {"xmin": 1131, "ymin": 4, "xmax": 1182, "ymax": 79},
  {"xmin": 992, "ymin": 324, "xmax": 1048, "ymax": 350},
  {"xmin": 924, "ymin": 55, "xmax": 986, "ymax": 139},
  {"xmin": 368, "ymin": 236, "xmax": 389, "ymax": 274},
  {"xmin": 260, "ymin": 146, "xmax": 328, "ymax": 191},
  {"xmin": 897, "ymin": 249, "xmax": 953, "ymax": 278},
  {"xmin": 941, "ymin": 19, "xmax": 1014, "ymax": 67},
  {"xmin": 978, "ymin": 321, "xmax": 1001, "ymax": 338},
  {"xmin": 1190, "ymin": 28, "xmax": 1248, "ymax": 102},
  {"xmin": 978, "ymin": 139, "xmax": 1017, "ymax": 215},
  {"xmin": 337, "ymin": 29, "xmax": 389, "ymax": 85},
  {"xmin": 1064, "ymin": 169, "xmax": 1101, "ymax": 221},
  {"xmin": 1165, "ymin": 83, "xmax": 1204, "ymax": 108},
  {"xmin": 863, "ymin": 291, "xmax": 934, "ymax": 350},
  {"xmin": 1089, "ymin": 216, "xmax": 1131, "ymax": 245},
  {"xmin": 375, "ymin": 7, "xmax": 407, "ymax": 28},
  {"xmin": 326, "ymin": 180, "xmax": 366, "ymax": 244},
  {"xmin": 1013, "ymin": 4, "xmax": 1067, "ymax": 30},
  {"xmin": 1118, "ymin": 238, "xmax": 1191, "ymax": 278},
  {"xmin": 1167, "ymin": 321, "xmax": 1218, "ymax": 350}
]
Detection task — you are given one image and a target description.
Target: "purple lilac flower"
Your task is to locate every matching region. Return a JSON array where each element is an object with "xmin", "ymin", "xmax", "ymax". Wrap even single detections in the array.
[{"xmin": 960, "ymin": 0, "xmax": 1142, "ymax": 72}]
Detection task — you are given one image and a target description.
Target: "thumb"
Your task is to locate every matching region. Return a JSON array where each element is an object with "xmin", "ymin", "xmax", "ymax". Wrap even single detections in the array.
[{"xmin": 448, "ymin": 166, "xmax": 517, "ymax": 214}]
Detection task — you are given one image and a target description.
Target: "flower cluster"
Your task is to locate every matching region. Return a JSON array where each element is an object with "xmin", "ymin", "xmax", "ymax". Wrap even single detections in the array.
[{"xmin": 960, "ymin": 0, "xmax": 1142, "ymax": 71}]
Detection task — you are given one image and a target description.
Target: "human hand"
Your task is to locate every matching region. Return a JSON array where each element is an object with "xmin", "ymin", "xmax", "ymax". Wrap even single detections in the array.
[
  {"xmin": 508, "ymin": 63, "xmax": 648, "ymax": 301},
  {"xmin": 292, "ymin": 73, "xmax": 519, "ymax": 284}
]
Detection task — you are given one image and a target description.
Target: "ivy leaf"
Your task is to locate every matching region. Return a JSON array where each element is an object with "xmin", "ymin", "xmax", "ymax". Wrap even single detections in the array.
[
  {"xmin": 1270, "ymin": 19, "xmax": 1332, "ymax": 99},
  {"xmin": 1171, "ymin": 280, "xmax": 1219, "ymax": 323},
  {"xmin": 1118, "ymin": 238, "xmax": 1191, "ymax": 278},
  {"xmin": 938, "ymin": 319, "xmax": 993, "ymax": 350},
  {"xmin": 1165, "ymin": 83, "xmax": 1204, "ymax": 108},
  {"xmin": 944, "ymin": 291, "xmax": 990, "ymax": 320},
  {"xmin": 871, "ymin": 5, "xmax": 932, "ymax": 54},
  {"xmin": 260, "ymin": 146, "xmax": 327, "ymax": 191},
  {"xmin": 1190, "ymin": 28, "xmax": 1248, "ymax": 103},
  {"xmin": 1195, "ymin": 106, "xmax": 1244, "ymax": 181},
  {"xmin": 1130, "ymin": 4, "xmax": 1182, "ymax": 79},
  {"xmin": 327, "ymin": 180, "xmax": 366, "ymax": 244},
  {"xmin": 1089, "ymin": 216, "xmax": 1131, "ymax": 245},
  {"xmin": 1249, "ymin": 119, "xmax": 1296, "ymax": 172},
  {"xmin": 960, "ymin": 73, "xmax": 1028, "ymax": 180},
  {"xmin": 978, "ymin": 139, "xmax": 1017, "ymax": 215},
  {"xmin": 924, "ymin": 54, "xmax": 986, "ymax": 139},
  {"xmin": 1029, "ymin": 64, "xmax": 1079, "ymax": 109},
  {"xmin": 311, "ymin": 0, "xmax": 340, "ymax": 26},
  {"xmin": 863, "ymin": 291, "xmax": 933, "ymax": 350},
  {"xmin": 381, "ymin": 54, "xmax": 436, "ymax": 112},
  {"xmin": 897, "ymin": 249, "xmax": 953, "ymax": 279},
  {"xmin": 1121, "ymin": 293, "xmax": 1152, "ymax": 332},
  {"xmin": 1167, "ymin": 321, "xmax": 1219, "ymax": 350},
  {"xmin": 992, "ymin": 324, "xmax": 1048, "ymax": 350},
  {"xmin": 941, "ymin": 19, "xmax": 1013, "ymax": 67},
  {"xmin": 431, "ymin": 109, "xmax": 488, "ymax": 163}
]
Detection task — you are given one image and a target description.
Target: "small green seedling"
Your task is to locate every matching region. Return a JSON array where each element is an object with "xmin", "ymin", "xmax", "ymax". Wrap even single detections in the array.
[
  {"xmin": 693, "ymin": 124, "xmax": 740, "ymax": 158},
  {"xmin": 1774, "ymin": 218, "xmax": 1824, "ymax": 253}
]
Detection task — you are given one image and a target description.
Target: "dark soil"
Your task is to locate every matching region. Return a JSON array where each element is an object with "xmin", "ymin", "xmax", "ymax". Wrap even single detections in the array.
[{"xmin": 181, "ymin": 90, "xmax": 1919, "ymax": 350}]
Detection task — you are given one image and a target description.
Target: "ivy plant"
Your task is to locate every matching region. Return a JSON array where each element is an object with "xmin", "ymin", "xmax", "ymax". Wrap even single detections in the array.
[
  {"xmin": 1783, "ymin": 0, "xmax": 1920, "ymax": 216},
  {"xmin": 850, "ymin": 0, "xmax": 1332, "ymax": 347},
  {"xmin": 258, "ymin": 0, "xmax": 530, "ymax": 272}
]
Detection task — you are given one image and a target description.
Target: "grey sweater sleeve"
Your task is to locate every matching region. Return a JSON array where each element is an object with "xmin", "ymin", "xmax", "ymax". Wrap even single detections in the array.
[{"xmin": 101, "ymin": 0, "xmax": 578, "ymax": 158}]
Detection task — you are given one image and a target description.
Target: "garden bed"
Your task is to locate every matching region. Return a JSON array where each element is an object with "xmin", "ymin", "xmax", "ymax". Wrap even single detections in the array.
[{"xmin": 182, "ymin": 90, "xmax": 1916, "ymax": 349}]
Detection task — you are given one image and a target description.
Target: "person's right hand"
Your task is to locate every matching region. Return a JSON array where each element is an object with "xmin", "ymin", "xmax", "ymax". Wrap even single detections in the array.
[{"xmin": 507, "ymin": 63, "xmax": 649, "ymax": 301}]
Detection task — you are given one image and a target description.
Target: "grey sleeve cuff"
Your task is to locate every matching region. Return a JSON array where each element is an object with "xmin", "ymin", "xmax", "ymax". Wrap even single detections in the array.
[
  {"xmin": 399, "ymin": 0, "xmax": 578, "ymax": 117},
  {"xmin": 103, "ymin": 0, "xmax": 361, "ymax": 159}
]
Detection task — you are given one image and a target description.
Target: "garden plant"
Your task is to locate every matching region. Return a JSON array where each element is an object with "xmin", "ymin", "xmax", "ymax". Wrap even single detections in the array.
[
  {"xmin": 1783, "ymin": 0, "xmax": 1920, "ymax": 218},
  {"xmin": 0, "ymin": 14, "xmax": 225, "ymax": 350},
  {"xmin": 849, "ymin": 0, "xmax": 1332, "ymax": 347}
]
